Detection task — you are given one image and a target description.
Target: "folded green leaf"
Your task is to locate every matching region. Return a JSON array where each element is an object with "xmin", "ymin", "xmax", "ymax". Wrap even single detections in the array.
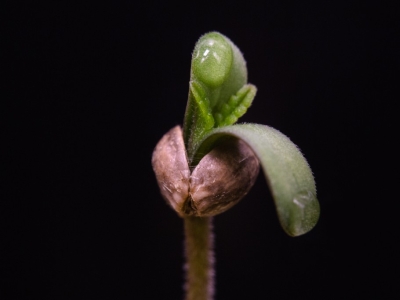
[
  {"xmin": 215, "ymin": 84, "xmax": 257, "ymax": 127},
  {"xmin": 192, "ymin": 123, "xmax": 320, "ymax": 237},
  {"xmin": 183, "ymin": 32, "xmax": 252, "ymax": 157}
]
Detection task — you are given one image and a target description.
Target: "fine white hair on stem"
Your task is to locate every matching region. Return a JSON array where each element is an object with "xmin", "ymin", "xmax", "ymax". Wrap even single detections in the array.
[{"xmin": 183, "ymin": 217, "xmax": 215, "ymax": 300}]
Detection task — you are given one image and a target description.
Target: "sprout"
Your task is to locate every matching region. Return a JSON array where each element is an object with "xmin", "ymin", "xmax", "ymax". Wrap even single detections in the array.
[{"xmin": 152, "ymin": 32, "xmax": 320, "ymax": 300}]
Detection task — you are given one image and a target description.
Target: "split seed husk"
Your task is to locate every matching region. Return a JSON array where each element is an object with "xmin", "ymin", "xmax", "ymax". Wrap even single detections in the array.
[{"xmin": 152, "ymin": 126, "xmax": 259, "ymax": 217}]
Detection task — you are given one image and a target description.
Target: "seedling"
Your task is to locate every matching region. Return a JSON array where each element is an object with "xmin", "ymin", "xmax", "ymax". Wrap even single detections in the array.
[{"xmin": 152, "ymin": 32, "xmax": 319, "ymax": 300}]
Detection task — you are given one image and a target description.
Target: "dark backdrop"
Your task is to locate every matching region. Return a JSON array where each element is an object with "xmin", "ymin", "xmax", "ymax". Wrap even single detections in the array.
[{"xmin": 3, "ymin": 1, "xmax": 397, "ymax": 299}]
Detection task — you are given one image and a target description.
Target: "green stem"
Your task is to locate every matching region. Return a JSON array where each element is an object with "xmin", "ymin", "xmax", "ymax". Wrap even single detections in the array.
[{"xmin": 184, "ymin": 216, "xmax": 215, "ymax": 300}]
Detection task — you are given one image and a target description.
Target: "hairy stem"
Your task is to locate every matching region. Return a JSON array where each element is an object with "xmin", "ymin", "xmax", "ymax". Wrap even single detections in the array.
[{"xmin": 184, "ymin": 216, "xmax": 215, "ymax": 300}]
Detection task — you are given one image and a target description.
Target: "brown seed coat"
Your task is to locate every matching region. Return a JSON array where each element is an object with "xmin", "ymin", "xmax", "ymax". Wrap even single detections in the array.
[{"xmin": 152, "ymin": 126, "xmax": 259, "ymax": 217}]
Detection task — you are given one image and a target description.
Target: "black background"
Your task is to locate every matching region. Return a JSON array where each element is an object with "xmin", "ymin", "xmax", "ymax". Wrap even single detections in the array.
[{"xmin": 3, "ymin": 1, "xmax": 398, "ymax": 299}]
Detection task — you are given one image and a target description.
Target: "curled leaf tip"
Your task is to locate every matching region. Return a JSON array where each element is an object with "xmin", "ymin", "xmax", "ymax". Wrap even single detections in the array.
[
  {"xmin": 194, "ymin": 123, "xmax": 320, "ymax": 236},
  {"xmin": 192, "ymin": 32, "xmax": 233, "ymax": 88}
]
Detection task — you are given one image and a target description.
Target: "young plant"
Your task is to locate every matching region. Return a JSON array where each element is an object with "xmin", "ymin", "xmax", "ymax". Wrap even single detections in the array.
[{"xmin": 152, "ymin": 32, "xmax": 320, "ymax": 300}]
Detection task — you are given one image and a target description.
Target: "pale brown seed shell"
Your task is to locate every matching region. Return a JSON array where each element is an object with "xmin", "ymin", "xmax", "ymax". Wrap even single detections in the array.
[
  {"xmin": 189, "ymin": 137, "xmax": 260, "ymax": 216},
  {"xmin": 152, "ymin": 126, "xmax": 260, "ymax": 217},
  {"xmin": 151, "ymin": 126, "xmax": 190, "ymax": 216}
]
